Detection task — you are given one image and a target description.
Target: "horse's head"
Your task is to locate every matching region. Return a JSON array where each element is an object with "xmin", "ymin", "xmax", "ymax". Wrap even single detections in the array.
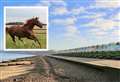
[
  {"xmin": 32, "ymin": 17, "xmax": 43, "ymax": 28},
  {"xmin": 27, "ymin": 17, "xmax": 43, "ymax": 28}
]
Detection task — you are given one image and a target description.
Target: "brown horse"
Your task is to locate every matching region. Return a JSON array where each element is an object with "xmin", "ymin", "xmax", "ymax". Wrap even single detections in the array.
[{"xmin": 6, "ymin": 17, "xmax": 43, "ymax": 48}]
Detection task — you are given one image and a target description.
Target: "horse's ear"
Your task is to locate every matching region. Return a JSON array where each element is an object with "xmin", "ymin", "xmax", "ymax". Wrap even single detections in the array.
[{"xmin": 35, "ymin": 17, "xmax": 39, "ymax": 20}]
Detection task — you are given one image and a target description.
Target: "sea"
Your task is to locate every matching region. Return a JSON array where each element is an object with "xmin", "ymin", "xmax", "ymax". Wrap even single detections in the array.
[{"xmin": 0, "ymin": 52, "xmax": 35, "ymax": 62}]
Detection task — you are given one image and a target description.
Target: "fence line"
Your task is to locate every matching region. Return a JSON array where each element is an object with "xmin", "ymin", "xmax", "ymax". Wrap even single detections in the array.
[
  {"xmin": 33, "ymin": 29, "xmax": 47, "ymax": 30},
  {"xmin": 33, "ymin": 29, "xmax": 47, "ymax": 34},
  {"xmin": 35, "ymin": 33, "xmax": 47, "ymax": 34}
]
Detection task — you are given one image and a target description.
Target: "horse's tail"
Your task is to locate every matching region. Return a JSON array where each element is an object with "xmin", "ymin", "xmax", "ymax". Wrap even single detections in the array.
[{"xmin": 6, "ymin": 27, "xmax": 9, "ymax": 33}]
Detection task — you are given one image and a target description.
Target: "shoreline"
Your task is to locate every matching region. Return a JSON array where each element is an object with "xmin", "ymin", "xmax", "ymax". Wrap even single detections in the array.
[{"xmin": 0, "ymin": 52, "xmax": 36, "ymax": 62}]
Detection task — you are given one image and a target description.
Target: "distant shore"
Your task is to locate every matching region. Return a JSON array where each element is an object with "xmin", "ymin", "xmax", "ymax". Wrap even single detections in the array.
[{"xmin": 0, "ymin": 52, "xmax": 35, "ymax": 62}]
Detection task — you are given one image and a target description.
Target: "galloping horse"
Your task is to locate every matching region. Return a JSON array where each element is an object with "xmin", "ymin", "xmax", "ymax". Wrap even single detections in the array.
[{"xmin": 6, "ymin": 17, "xmax": 43, "ymax": 48}]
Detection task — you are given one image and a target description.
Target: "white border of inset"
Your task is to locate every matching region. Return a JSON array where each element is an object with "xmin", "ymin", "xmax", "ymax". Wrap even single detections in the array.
[{"xmin": 4, "ymin": 6, "xmax": 49, "ymax": 51}]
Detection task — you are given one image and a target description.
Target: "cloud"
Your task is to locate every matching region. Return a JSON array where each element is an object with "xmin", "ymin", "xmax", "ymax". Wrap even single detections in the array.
[
  {"xmin": 51, "ymin": 17, "xmax": 76, "ymax": 26},
  {"xmin": 51, "ymin": 16, "xmax": 81, "ymax": 38},
  {"xmin": 79, "ymin": 12, "xmax": 106, "ymax": 19},
  {"xmin": 52, "ymin": 6, "xmax": 86, "ymax": 16},
  {"xmin": 36, "ymin": 0, "xmax": 68, "ymax": 15},
  {"xmin": 111, "ymin": 28, "xmax": 120, "ymax": 36},
  {"xmin": 36, "ymin": 0, "xmax": 66, "ymax": 6},
  {"xmin": 89, "ymin": 28, "xmax": 107, "ymax": 36},
  {"xmin": 83, "ymin": 18, "xmax": 119, "ymax": 31},
  {"xmin": 52, "ymin": 7, "xmax": 68, "ymax": 15},
  {"xmin": 112, "ymin": 12, "xmax": 120, "ymax": 21},
  {"xmin": 51, "ymin": 0, "xmax": 67, "ymax": 6},
  {"xmin": 94, "ymin": 0, "xmax": 120, "ymax": 8},
  {"xmin": 70, "ymin": 7, "xmax": 85, "ymax": 15},
  {"xmin": 36, "ymin": 1, "xmax": 51, "ymax": 6},
  {"xmin": 65, "ymin": 25, "xmax": 80, "ymax": 37}
]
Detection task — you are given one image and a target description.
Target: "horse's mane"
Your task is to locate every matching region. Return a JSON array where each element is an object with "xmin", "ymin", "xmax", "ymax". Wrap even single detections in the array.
[{"xmin": 23, "ymin": 18, "xmax": 33, "ymax": 27}]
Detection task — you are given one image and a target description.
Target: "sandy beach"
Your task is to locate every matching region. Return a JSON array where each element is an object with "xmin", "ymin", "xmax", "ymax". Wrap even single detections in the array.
[
  {"xmin": 0, "ymin": 65, "xmax": 34, "ymax": 80},
  {"xmin": 0, "ymin": 56, "xmax": 120, "ymax": 82},
  {"xmin": 0, "ymin": 56, "xmax": 58, "ymax": 82}
]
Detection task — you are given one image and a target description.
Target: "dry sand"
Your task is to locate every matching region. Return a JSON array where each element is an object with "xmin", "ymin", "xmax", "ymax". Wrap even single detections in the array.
[
  {"xmin": 0, "ymin": 64, "xmax": 34, "ymax": 80},
  {"xmin": 0, "ymin": 57, "xmax": 58, "ymax": 82}
]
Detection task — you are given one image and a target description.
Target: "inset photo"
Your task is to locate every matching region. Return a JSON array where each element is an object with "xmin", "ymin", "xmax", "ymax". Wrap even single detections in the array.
[{"xmin": 4, "ymin": 6, "xmax": 48, "ymax": 51}]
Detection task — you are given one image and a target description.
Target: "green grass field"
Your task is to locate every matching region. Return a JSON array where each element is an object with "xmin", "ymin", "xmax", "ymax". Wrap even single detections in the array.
[{"xmin": 6, "ymin": 33, "xmax": 47, "ymax": 49}]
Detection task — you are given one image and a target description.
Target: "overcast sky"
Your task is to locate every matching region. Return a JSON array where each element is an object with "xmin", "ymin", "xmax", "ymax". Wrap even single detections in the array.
[{"xmin": 6, "ymin": 7, "xmax": 48, "ymax": 24}]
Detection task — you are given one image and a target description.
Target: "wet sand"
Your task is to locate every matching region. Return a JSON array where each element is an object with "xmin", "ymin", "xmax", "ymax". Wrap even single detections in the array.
[
  {"xmin": 46, "ymin": 57, "xmax": 120, "ymax": 82},
  {"xmin": 49, "ymin": 56, "xmax": 120, "ymax": 69}
]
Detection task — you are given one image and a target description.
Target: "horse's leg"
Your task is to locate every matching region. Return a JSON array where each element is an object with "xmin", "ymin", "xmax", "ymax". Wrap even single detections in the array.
[
  {"xmin": 28, "ymin": 36, "xmax": 41, "ymax": 48},
  {"xmin": 9, "ymin": 34, "xmax": 15, "ymax": 43},
  {"xmin": 18, "ymin": 37, "xmax": 22, "ymax": 41},
  {"xmin": 9, "ymin": 34, "xmax": 16, "ymax": 46},
  {"xmin": 26, "ymin": 37, "xmax": 36, "ymax": 48},
  {"xmin": 33, "ymin": 36, "xmax": 41, "ymax": 48},
  {"xmin": 18, "ymin": 37, "xmax": 25, "ymax": 46},
  {"xmin": 31, "ymin": 41, "xmax": 37, "ymax": 48}
]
